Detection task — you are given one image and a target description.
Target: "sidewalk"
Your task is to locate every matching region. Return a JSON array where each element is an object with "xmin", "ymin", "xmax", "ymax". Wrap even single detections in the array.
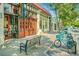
[
  {"xmin": 0, "ymin": 34, "xmax": 53, "ymax": 56},
  {"xmin": 0, "ymin": 33, "xmax": 77, "ymax": 56},
  {"xmin": 39, "ymin": 32, "xmax": 57, "ymax": 41}
]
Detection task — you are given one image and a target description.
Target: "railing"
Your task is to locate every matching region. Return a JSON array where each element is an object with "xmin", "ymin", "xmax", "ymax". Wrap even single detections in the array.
[{"xmin": 20, "ymin": 35, "xmax": 41, "ymax": 55}]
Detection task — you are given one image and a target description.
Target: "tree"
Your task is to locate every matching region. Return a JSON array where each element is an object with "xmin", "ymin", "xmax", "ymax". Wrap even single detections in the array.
[{"xmin": 49, "ymin": 3, "xmax": 78, "ymax": 26}]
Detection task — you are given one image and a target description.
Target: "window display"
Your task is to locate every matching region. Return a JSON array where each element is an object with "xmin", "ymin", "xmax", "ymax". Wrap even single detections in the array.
[{"xmin": 4, "ymin": 3, "xmax": 19, "ymax": 39}]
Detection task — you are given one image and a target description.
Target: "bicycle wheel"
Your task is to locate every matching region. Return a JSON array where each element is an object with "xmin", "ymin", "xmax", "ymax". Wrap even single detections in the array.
[{"xmin": 54, "ymin": 40, "xmax": 61, "ymax": 48}]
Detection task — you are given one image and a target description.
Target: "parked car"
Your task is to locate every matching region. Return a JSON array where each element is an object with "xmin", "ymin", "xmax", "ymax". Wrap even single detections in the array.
[{"xmin": 72, "ymin": 27, "xmax": 79, "ymax": 32}]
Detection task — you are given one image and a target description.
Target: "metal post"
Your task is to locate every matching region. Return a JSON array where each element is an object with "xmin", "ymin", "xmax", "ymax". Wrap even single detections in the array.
[
  {"xmin": 25, "ymin": 40, "xmax": 28, "ymax": 55},
  {"xmin": 74, "ymin": 41, "xmax": 77, "ymax": 54},
  {"xmin": 39, "ymin": 36, "xmax": 41, "ymax": 45},
  {"xmin": 20, "ymin": 44, "xmax": 22, "ymax": 53},
  {"xmin": 20, "ymin": 43, "xmax": 24, "ymax": 53}
]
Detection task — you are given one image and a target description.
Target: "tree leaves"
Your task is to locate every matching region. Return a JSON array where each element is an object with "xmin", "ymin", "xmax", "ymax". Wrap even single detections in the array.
[{"xmin": 49, "ymin": 3, "xmax": 78, "ymax": 26}]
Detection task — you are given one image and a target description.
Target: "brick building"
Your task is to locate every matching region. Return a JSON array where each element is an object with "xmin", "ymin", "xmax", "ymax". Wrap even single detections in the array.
[{"xmin": 0, "ymin": 3, "xmax": 51, "ymax": 45}]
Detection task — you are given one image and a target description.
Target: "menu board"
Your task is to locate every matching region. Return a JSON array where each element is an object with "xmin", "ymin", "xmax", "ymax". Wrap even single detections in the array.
[{"xmin": 0, "ymin": 4, "xmax": 4, "ymax": 45}]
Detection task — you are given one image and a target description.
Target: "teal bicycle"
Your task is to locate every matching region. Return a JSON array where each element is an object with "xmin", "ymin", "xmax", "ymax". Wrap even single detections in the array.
[{"xmin": 54, "ymin": 31, "xmax": 76, "ymax": 49}]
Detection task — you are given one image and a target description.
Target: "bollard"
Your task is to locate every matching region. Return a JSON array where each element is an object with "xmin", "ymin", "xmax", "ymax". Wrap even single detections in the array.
[
  {"xmin": 74, "ymin": 41, "xmax": 77, "ymax": 54},
  {"xmin": 39, "ymin": 36, "xmax": 41, "ymax": 45}
]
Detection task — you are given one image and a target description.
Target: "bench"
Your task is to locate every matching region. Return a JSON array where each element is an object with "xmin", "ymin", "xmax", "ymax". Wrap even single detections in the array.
[{"xmin": 20, "ymin": 35, "xmax": 41, "ymax": 55}]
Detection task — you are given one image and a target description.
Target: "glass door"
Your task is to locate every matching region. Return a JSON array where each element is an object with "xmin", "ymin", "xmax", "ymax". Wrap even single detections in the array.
[
  {"xmin": 10, "ymin": 16, "xmax": 18, "ymax": 38},
  {"xmin": 4, "ymin": 15, "xmax": 10, "ymax": 40}
]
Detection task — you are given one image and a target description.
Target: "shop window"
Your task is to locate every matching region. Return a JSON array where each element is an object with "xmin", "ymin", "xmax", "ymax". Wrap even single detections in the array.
[
  {"xmin": 20, "ymin": 20, "xmax": 24, "ymax": 32},
  {"xmin": 26, "ymin": 10, "xmax": 30, "ymax": 18},
  {"xmin": 40, "ymin": 20, "xmax": 42, "ymax": 29},
  {"xmin": 19, "ymin": 4, "xmax": 22, "ymax": 16},
  {"xmin": 27, "ymin": 4, "xmax": 30, "ymax": 10},
  {"xmin": 31, "ymin": 6, "xmax": 33, "ymax": 11},
  {"xmin": 10, "ymin": 16, "xmax": 14, "ymax": 25},
  {"xmin": 20, "ymin": 21, "xmax": 23, "ymax": 32},
  {"xmin": 24, "ymin": 4, "xmax": 26, "ymax": 8},
  {"xmin": 25, "ymin": 19, "xmax": 29, "ymax": 31},
  {"xmin": 24, "ymin": 4, "xmax": 27, "ymax": 17},
  {"xmin": 13, "ymin": 6, "xmax": 18, "ymax": 14},
  {"xmin": 15, "ymin": 16, "xmax": 18, "ymax": 24},
  {"xmin": 4, "ymin": 3, "xmax": 11, "ymax": 13},
  {"xmin": 45, "ymin": 21, "xmax": 47, "ymax": 29}
]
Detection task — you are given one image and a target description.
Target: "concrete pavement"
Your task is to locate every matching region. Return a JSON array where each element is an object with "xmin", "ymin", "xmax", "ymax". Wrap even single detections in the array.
[{"xmin": 0, "ymin": 33, "xmax": 78, "ymax": 56}]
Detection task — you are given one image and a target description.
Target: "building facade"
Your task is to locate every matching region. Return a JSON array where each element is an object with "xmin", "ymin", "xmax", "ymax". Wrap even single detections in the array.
[
  {"xmin": 0, "ymin": 3, "xmax": 51, "ymax": 45},
  {"xmin": 50, "ymin": 17, "xmax": 60, "ymax": 33}
]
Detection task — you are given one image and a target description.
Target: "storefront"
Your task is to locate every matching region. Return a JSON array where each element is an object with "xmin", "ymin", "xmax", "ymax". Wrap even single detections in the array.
[
  {"xmin": 3, "ymin": 3, "xmax": 50, "ymax": 39},
  {"xmin": 0, "ymin": 3, "xmax": 51, "ymax": 44},
  {"xmin": 19, "ymin": 3, "xmax": 37, "ymax": 37},
  {"xmin": 40, "ymin": 14, "xmax": 49, "ymax": 32},
  {"xmin": 25, "ymin": 4, "xmax": 37, "ymax": 36},
  {"xmin": 50, "ymin": 17, "xmax": 60, "ymax": 33},
  {"xmin": 4, "ymin": 3, "xmax": 19, "ymax": 40},
  {"xmin": 19, "ymin": 7, "xmax": 25, "ymax": 38}
]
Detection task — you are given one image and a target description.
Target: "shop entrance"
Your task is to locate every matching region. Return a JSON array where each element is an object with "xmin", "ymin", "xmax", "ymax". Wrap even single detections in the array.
[
  {"xmin": 25, "ymin": 18, "xmax": 29, "ymax": 36},
  {"xmin": 25, "ymin": 18, "xmax": 37, "ymax": 36},
  {"xmin": 29, "ymin": 18, "xmax": 37, "ymax": 35},
  {"xmin": 4, "ymin": 15, "xmax": 10, "ymax": 40},
  {"xmin": 10, "ymin": 15, "xmax": 18, "ymax": 38},
  {"xmin": 4, "ymin": 14, "xmax": 18, "ymax": 40}
]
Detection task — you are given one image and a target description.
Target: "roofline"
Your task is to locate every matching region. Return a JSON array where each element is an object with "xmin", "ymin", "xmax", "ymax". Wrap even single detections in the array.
[{"xmin": 33, "ymin": 3, "xmax": 51, "ymax": 16}]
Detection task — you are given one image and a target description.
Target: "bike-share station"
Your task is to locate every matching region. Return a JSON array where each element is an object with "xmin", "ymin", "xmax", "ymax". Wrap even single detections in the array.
[{"xmin": 54, "ymin": 28, "xmax": 77, "ymax": 54}]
